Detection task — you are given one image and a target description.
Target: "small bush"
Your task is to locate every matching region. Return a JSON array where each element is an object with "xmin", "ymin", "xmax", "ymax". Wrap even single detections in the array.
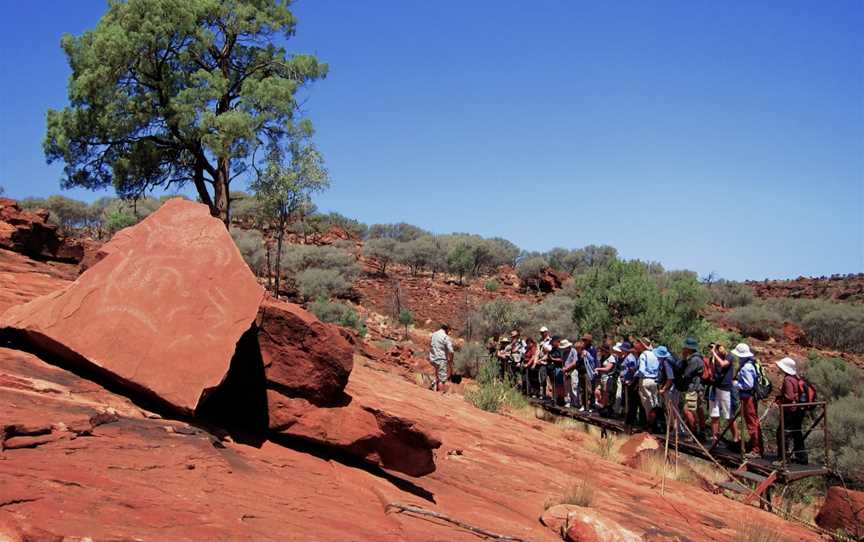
[
  {"xmin": 544, "ymin": 474, "xmax": 596, "ymax": 509},
  {"xmin": 801, "ymin": 304, "xmax": 864, "ymax": 353},
  {"xmin": 710, "ymin": 281, "xmax": 754, "ymax": 308},
  {"xmin": 295, "ymin": 268, "xmax": 351, "ymax": 300},
  {"xmin": 464, "ymin": 360, "xmax": 527, "ymax": 413},
  {"xmin": 454, "ymin": 341, "xmax": 488, "ymax": 378},
  {"xmin": 732, "ymin": 517, "xmax": 788, "ymax": 542},
  {"xmin": 308, "ymin": 299, "xmax": 366, "ymax": 337},
  {"xmin": 726, "ymin": 305, "xmax": 783, "ymax": 339},
  {"xmin": 803, "ymin": 355, "xmax": 862, "ymax": 402},
  {"xmin": 398, "ymin": 309, "xmax": 414, "ymax": 333},
  {"xmin": 484, "ymin": 279, "xmax": 500, "ymax": 292},
  {"xmin": 827, "ymin": 393, "xmax": 864, "ymax": 481},
  {"xmin": 281, "ymin": 244, "xmax": 359, "ymax": 278},
  {"xmin": 516, "ymin": 256, "xmax": 550, "ymax": 290}
]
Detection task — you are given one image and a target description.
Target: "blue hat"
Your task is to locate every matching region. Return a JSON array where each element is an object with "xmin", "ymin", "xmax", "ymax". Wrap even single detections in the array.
[
  {"xmin": 682, "ymin": 337, "xmax": 699, "ymax": 351},
  {"xmin": 653, "ymin": 346, "xmax": 671, "ymax": 359},
  {"xmin": 620, "ymin": 341, "xmax": 633, "ymax": 352}
]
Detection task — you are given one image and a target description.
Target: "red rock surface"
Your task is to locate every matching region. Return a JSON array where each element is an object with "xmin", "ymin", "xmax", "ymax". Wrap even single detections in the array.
[
  {"xmin": 0, "ymin": 198, "xmax": 264, "ymax": 414},
  {"xmin": 257, "ymin": 298, "xmax": 353, "ymax": 405},
  {"xmin": 815, "ymin": 486, "xmax": 864, "ymax": 539},
  {"xmin": 747, "ymin": 274, "xmax": 864, "ymax": 304},
  {"xmin": 0, "ymin": 198, "xmax": 82, "ymax": 262},
  {"xmin": 0, "ymin": 249, "xmax": 75, "ymax": 314}
]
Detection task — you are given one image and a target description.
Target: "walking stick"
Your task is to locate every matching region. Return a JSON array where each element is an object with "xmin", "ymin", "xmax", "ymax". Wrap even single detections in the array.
[{"xmin": 661, "ymin": 396, "xmax": 672, "ymax": 495}]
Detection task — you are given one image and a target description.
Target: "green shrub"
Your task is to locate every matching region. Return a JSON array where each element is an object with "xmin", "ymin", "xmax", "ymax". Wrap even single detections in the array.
[
  {"xmin": 516, "ymin": 256, "xmax": 549, "ymax": 290},
  {"xmin": 363, "ymin": 237, "xmax": 398, "ymax": 275},
  {"xmin": 484, "ymin": 279, "xmax": 500, "ymax": 292},
  {"xmin": 398, "ymin": 309, "xmax": 414, "ymax": 333},
  {"xmin": 454, "ymin": 341, "xmax": 489, "ymax": 378},
  {"xmin": 725, "ymin": 305, "xmax": 783, "ymax": 339},
  {"xmin": 801, "ymin": 304, "xmax": 864, "ymax": 353},
  {"xmin": 295, "ymin": 268, "xmax": 351, "ymax": 300},
  {"xmin": 827, "ymin": 393, "xmax": 864, "ymax": 481},
  {"xmin": 803, "ymin": 355, "xmax": 863, "ymax": 402},
  {"xmin": 464, "ymin": 360, "xmax": 527, "ymax": 413},
  {"xmin": 463, "ymin": 298, "xmax": 533, "ymax": 342},
  {"xmin": 230, "ymin": 227, "xmax": 266, "ymax": 275},
  {"xmin": 104, "ymin": 208, "xmax": 138, "ymax": 234},
  {"xmin": 309, "ymin": 299, "xmax": 366, "ymax": 337},
  {"xmin": 709, "ymin": 281, "xmax": 754, "ymax": 308},
  {"xmin": 281, "ymin": 244, "xmax": 358, "ymax": 277}
]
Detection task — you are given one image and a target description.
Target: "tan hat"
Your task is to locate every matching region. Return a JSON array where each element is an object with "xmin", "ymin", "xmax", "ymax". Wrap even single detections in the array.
[
  {"xmin": 775, "ymin": 357, "xmax": 797, "ymax": 376},
  {"xmin": 539, "ymin": 326, "xmax": 549, "ymax": 333},
  {"xmin": 559, "ymin": 339, "xmax": 573, "ymax": 348}
]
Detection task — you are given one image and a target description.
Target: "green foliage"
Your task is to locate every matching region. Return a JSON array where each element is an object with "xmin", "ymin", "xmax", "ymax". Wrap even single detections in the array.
[
  {"xmin": 454, "ymin": 341, "xmax": 488, "ymax": 378},
  {"xmin": 464, "ymin": 360, "xmax": 528, "ymax": 413},
  {"xmin": 464, "ymin": 298, "xmax": 533, "ymax": 341},
  {"xmin": 827, "ymin": 393, "xmax": 864, "ymax": 481},
  {"xmin": 104, "ymin": 208, "xmax": 138, "ymax": 234},
  {"xmin": 516, "ymin": 256, "xmax": 550, "ymax": 290},
  {"xmin": 230, "ymin": 191, "xmax": 263, "ymax": 224},
  {"xmin": 295, "ymin": 268, "xmax": 351, "ymax": 300},
  {"xmin": 308, "ymin": 298, "xmax": 366, "ymax": 337},
  {"xmin": 570, "ymin": 260, "xmax": 711, "ymax": 348},
  {"xmin": 364, "ymin": 237, "xmax": 398, "ymax": 275},
  {"xmin": 367, "ymin": 222, "xmax": 429, "ymax": 243},
  {"xmin": 709, "ymin": 280, "xmax": 755, "ymax": 308},
  {"xmin": 803, "ymin": 355, "xmax": 862, "ymax": 402},
  {"xmin": 725, "ymin": 305, "xmax": 783, "ymax": 338},
  {"xmin": 318, "ymin": 212, "xmax": 367, "ymax": 239},
  {"xmin": 229, "ymin": 226, "xmax": 266, "ymax": 275},
  {"xmin": 394, "ymin": 235, "xmax": 445, "ymax": 276},
  {"xmin": 801, "ymin": 304, "xmax": 864, "ymax": 353},
  {"xmin": 280, "ymin": 244, "xmax": 358, "ymax": 278},
  {"xmin": 484, "ymin": 279, "xmax": 500, "ymax": 292},
  {"xmin": 529, "ymin": 294, "xmax": 581, "ymax": 339},
  {"xmin": 44, "ymin": 0, "xmax": 327, "ymax": 223},
  {"xmin": 398, "ymin": 309, "xmax": 414, "ymax": 326},
  {"xmin": 545, "ymin": 245, "xmax": 618, "ymax": 275}
]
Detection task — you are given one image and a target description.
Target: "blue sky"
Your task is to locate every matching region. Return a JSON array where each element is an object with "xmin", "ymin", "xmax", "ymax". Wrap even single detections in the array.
[{"xmin": 1, "ymin": 1, "xmax": 862, "ymax": 280}]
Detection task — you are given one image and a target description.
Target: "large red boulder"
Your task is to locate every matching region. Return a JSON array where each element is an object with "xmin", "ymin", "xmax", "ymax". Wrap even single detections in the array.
[
  {"xmin": 0, "ymin": 198, "xmax": 82, "ymax": 262},
  {"xmin": 815, "ymin": 487, "xmax": 864, "ymax": 539},
  {"xmin": 267, "ymin": 391, "xmax": 441, "ymax": 477},
  {"xmin": 257, "ymin": 298, "xmax": 353, "ymax": 405},
  {"xmin": 0, "ymin": 199, "xmax": 264, "ymax": 414}
]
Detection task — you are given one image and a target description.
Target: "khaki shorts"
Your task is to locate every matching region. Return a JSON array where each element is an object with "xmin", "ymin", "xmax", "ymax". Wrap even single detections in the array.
[
  {"xmin": 684, "ymin": 390, "xmax": 701, "ymax": 412},
  {"xmin": 638, "ymin": 378, "xmax": 661, "ymax": 411}
]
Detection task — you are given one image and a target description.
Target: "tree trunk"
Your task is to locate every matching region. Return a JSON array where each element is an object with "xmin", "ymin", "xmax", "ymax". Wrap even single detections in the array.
[
  {"xmin": 212, "ymin": 157, "xmax": 231, "ymax": 227},
  {"xmin": 274, "ymin": 216, "xmax": 285, "ymax": 300}
]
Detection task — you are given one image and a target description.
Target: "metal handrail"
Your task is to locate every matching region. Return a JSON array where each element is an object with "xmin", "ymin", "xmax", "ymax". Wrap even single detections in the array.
[{"xmin": 777, "ymin": 401, "xmax": 829, "ymax": 472}]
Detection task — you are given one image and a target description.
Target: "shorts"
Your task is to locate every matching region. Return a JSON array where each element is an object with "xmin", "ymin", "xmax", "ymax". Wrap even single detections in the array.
[
  {"xmin": 684, "ymin": 390, "xmax": 702, "ymax": 412},
  {"xmin": 638, "ymin": 378, "xmax": 661, "ymax": 411},
  {"xmin": 430, "ymin": 359, "xmax": 448, "ymax": 383},
  {"xmin": 709, "ymin": 388, "xmax": 732, "ymax": 419}
]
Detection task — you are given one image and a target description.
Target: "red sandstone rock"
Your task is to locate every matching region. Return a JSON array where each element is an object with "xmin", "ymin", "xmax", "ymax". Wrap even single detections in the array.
[
  {"xmin": 267, "ymin": 391, "xmax": 441, "ymax": 476},
  {"xmin": 815, "ymin": 487, "xmax": 864, "ymax": 539},
  {"xmin": 257, "ymin": 298, "xmax": 353, "ymax": 405},
  {"xmin": 782, "ymin": 321, "xmax": 809, "ymax": 347},
  {"xmin": 618, "ymin": 432, "xmax": 661, "ymax": 468},
  {"xmin": 0, "ymin": 198, "xmax": 82, "ymax": 262},
  {"xmin": 0, "ymin": 199, "xmax": 264, "ymax": 414},
  {"xmin": 0, "ymin": 249, "xmax": 75, "ymax": 313}
]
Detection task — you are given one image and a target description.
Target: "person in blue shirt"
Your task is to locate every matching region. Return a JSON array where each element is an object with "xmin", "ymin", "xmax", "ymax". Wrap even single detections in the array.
[
  {"xmin": 635, "ymin": 337, "xmax": 661, "ymax": 431},
  {"xmin": 732, "ymin": 343, "xmax": 763, "ymax": 457},
  {"xmin": 578, "ymin": 338, "xmax": 597, "ymax": 412},
  {"xmin": 619, "ymin": 342, "xmax": 640, "ymax": 426}
]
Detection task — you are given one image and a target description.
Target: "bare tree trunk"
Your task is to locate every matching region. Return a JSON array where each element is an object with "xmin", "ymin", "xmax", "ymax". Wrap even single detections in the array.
[
  {"xmin": 274, "ymin": 215, "xmax": 285, "ymax": 300},
  {"xmin": 212, "ymin": 158, "xmax": 231, "ymax": 227}
]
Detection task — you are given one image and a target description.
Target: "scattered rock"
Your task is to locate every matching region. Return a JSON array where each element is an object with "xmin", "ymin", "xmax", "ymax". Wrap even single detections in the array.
[
  {"xmin": 618, "ymin": 432, "xmax": 660, "ymax": 469},
  {"xmin": 0, "ymin": 199, "xmax": 265, "ymax": 415},
  {"xmin": 0, "ymin": 198, "xmax": 82, "ymax": 263}
]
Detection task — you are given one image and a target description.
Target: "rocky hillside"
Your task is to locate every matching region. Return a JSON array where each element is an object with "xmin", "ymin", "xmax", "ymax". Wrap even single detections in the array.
[
  {"xmin": 746, "ymin": 274, "xmax": 864, "ymax": 304},
  {"xmin": 0, "ymin": 198, "xmax": 837, "ymax": 541}
]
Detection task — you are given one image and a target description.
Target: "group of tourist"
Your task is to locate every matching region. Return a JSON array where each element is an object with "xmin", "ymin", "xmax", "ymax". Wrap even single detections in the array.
[{"xmin": 454, "ymin": 326, "xmax": 813, "ymax": 465}]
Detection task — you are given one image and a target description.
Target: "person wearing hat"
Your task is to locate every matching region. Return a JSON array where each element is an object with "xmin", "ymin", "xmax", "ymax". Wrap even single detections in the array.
[
  {"xmin": 679, "ymin": 337, "xmax": 707, "ymax": 438},
  {"xmin": 654, "ymin": 345, "xmax": 681, "ymax": 434},
  {"xmin": 547, "ymin": 336, "xmax": 566, "ymax": 406},
  {"xmin": 733, "ymin": 342, "xmax": 763, "ymax": 457},
  {"xmin": 708, "ymin": 343, "xmax": 740, "ymax": 447},
  {"xmin": 618, "ymin": 342, "xmax": 641, "ymax": 426},
  {"xmin": 560, "ymin": 339, "xmax": 578, "ymax": 408},
  {"xmin": 508, "ymin": 329, "xmax": 526, "ymax": 387},
  {"xmin": 775, "ymin": 357, "xmax": 808, "ymax": 464},
  {"xmin": 595, "ymin": 342, "xmax": 622, "ymax": 416},
  {"xmin": 537, "ymin": 327, "xmax": 552, "ymax": 400},
  {"xmin": 429, "ymin": 323, "xmax": 455, "ymax": 392},
  {"xmin": 496, "ymin": 336, "xmax": 512, "ymax": 381},
  {"xmin": 635, "ymin": 338, "xmax": 662, "ymax": 432}
]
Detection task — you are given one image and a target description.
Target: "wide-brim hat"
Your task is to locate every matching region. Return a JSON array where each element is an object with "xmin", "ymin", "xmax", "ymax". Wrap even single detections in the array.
[
  {"xmin": 539, "ymin": 326, "xmax": 549, "ymax": 333},
  {"xmin": 732, "ymin": 343, "xmax": 754, "ymax": 358},
  {"xmin": 559, "ymin": 339, "xmax": 573, "ymax": 348},
  {"xmin": 776, "ymin": 357, "xmax": 797, "ymax": 376},
  {"xmin": 653, "ymin": 346, "xmax": 671, "ymax": 359},
  {"xmin": 682, "ymin": 337, "xmax": 699, "ymax": 351},
  {"xmin": 612, "ymin": 342, "xmax": 623, "ymax": 354}
]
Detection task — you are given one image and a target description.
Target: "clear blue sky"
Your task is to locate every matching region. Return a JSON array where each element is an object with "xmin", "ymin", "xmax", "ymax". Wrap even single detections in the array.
[{"xmin": 1, "ymin": 1, "xmax": 862, "ymax": 280}]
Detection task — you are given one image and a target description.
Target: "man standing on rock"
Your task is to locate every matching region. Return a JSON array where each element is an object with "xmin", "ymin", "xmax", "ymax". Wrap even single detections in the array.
[{"xmin": 429, "ymin": 324, "xmax": 455, "ymax": 392}]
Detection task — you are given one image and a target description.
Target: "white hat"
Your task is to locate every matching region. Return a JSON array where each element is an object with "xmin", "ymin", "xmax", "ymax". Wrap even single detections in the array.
[
  {"xmin": 539, "ymin": 326, "xmax": 549, "ymax": 333},
  {"xmin": 776, "ymin": 357, "xmax": 797, "ymax": 376},
  {"xmin": 559, "ymin": 339, "xmax": 573, "ymax": 348},
  {"xmin": 612, "ymin": 342, "xmax": 623, "ymax": 354},
  {"xmin": 732, "ymin": 343, "xmax": 754, "ymax": 359}
]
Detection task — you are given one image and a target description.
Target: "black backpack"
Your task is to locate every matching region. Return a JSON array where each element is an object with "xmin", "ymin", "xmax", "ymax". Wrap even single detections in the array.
[{"xmin": 658, "ymin": 355, "xmax": 684, "ymax": 388}]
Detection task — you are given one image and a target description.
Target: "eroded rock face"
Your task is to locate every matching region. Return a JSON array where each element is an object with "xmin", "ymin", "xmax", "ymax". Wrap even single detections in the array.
[
  {"xmin": 257, "ymin": 299, "xmax": 353, "ymax": 406},
  {"xmin": 0, "ymin": 198, "xmax": 82, "ymax": 262},
  {"xmin": 815, "ymin": 487, "xmax": 864, "ymax": 539},
  {"xmin": 0, "ymin": 199, "xmax": 264, "ymax": 414}
]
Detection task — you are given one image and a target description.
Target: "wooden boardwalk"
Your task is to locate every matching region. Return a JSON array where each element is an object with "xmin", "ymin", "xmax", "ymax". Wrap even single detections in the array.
[{"xmin": 529, "ymin": 398, "xmax": 830, "ymax": 484}]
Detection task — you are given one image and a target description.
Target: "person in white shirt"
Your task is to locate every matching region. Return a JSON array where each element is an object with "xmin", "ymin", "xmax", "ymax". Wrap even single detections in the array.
[{"xmin": 428, "ymin": 324, "xmax": 455, "ymax": 392}]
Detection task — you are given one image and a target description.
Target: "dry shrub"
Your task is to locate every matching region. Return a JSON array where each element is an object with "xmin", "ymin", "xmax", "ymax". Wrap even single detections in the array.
[
  {"xmin": 544, "ymin": 473, "xmax": 596, "ymax": 510},
  {"xmin": 732, "ymin": 517, "xmax": 788, "ymax": 542}
]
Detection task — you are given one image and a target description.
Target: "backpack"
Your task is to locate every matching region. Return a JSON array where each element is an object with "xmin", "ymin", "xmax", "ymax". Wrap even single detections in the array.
[
  {"xmin": 796, "ymin": 377, "xmax": 818, "ymax": 410},
  {"xmin": 752, "ymin": 359, "xmax": 773, "ymax": 401},
  {"xmin": 700, "ymin": 355, "xmax": 714, "ymax": 385},
  {"xmin": 659, "ymin": 355, "xmax": 684, "ymax": 389}
]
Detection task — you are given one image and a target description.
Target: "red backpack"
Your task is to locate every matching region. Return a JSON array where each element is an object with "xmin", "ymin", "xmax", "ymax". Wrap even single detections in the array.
[
  {"xmin": 700, "ymin": 356, "xmax": 714, "ymax": 384},
  {"xmin": 796, "ymin": 377, "xmax": 817, "ymax": 410}
]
